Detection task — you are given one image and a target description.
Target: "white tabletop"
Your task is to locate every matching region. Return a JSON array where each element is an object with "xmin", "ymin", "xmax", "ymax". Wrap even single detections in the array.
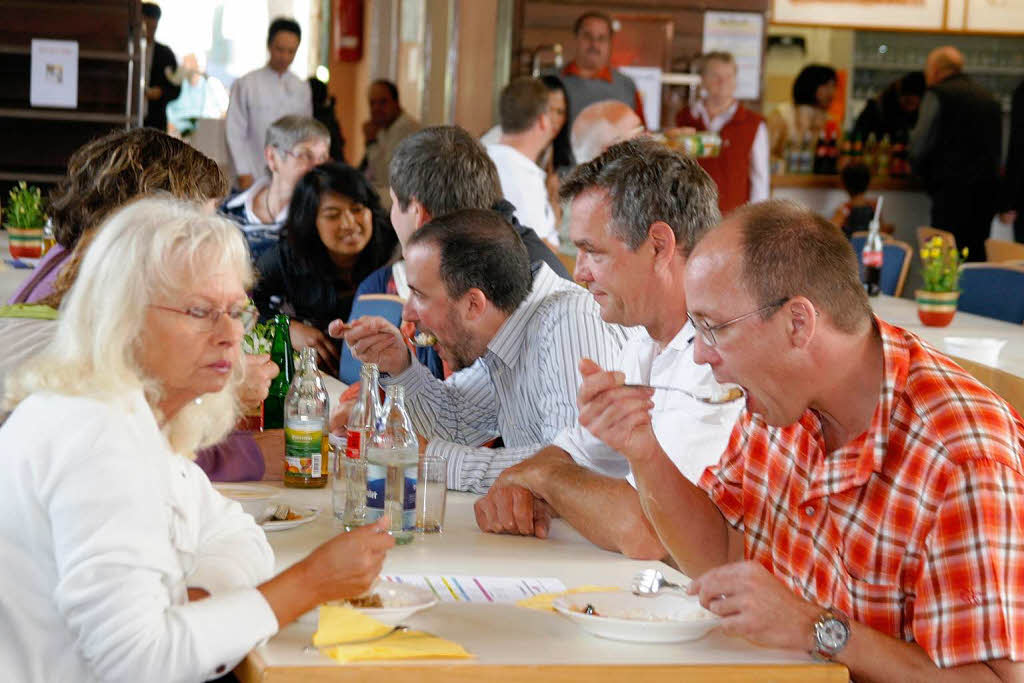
[
  {"xmin": 870, "ymin": 295, "xmax": 1024, "ymax": 378},
  {"xmin": 243, "ymin": 484, "xmax": 845, "ymax": 682}
]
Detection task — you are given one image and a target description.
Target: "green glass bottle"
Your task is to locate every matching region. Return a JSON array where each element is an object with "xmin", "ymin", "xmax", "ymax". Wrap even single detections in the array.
[{"xmin": 263, "ymin": 313, "xmax": 294, "ymax": 430}]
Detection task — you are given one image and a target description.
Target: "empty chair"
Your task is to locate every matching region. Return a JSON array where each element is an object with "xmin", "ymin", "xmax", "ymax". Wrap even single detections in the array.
[
  {"xmin": 957, "ymin": 264, "xmax": 1024, "ymax": 324},
  {"xmin": 337, "ymin": 293, "xmax": 405, "ymax": 384},
  {"xmin": 850, "ymin": 232, "xmax": 913, "ymax": 297},
  {"xmin": 984, "ymin": 238, "xmax": 1024, "ymax": 263},
  {"xmin": 917, "ymin": 226, "xmax": 956, "ymax": 252}
]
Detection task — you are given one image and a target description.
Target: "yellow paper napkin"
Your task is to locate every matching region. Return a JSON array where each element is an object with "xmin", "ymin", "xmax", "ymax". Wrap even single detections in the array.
[
  {"xmin": 516, "ymin": 585, "xmax": 620, "ymax": 612},
  {"xmin": 313, "ymin": 605, "xmax": 472, "ymax": 663}
]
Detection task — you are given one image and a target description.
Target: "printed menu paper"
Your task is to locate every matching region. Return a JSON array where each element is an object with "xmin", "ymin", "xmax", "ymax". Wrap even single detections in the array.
[
  {"xmin": 382, "ymin": 575, "xmax": 566, "ymax": 603},
  {"xmin": 30, "ymin": 39, "xmax": 79, "ymax": 108}
]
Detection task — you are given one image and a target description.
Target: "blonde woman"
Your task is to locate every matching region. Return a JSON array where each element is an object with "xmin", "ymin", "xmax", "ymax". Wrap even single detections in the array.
[{"xmin": 0, "ymin": 198, "xmax": 393, "ymax": 682}]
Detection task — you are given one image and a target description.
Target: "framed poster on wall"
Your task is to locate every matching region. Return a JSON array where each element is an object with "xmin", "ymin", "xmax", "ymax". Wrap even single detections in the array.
[
  {"xmin": 702, "ymin": 11, "xmax": 764, "ymax": 100},
  {"xmin": 771, "ymin": 0, "xmax": 946, "ymax": 30}
]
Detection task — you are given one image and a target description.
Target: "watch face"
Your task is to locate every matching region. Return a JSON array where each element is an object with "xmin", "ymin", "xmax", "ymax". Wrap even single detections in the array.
[{"xmin": 818, "ymin": 618, "xmax": 848, "ymax": 650}]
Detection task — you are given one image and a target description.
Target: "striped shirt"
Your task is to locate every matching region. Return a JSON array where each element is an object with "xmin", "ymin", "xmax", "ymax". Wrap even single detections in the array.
[
  {"xmin": 700, "ymin": 318, "xmax": 1024, "ymax": 667},
  {"xmin": 381, "ymin": 263, "xmax": 629, "ymax": 493}
]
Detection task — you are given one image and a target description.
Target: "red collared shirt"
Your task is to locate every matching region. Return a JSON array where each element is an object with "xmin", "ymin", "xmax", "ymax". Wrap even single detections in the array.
[
  {"xmin": 699, "ymin": 317, "xmax": 1024, "ymax": 667},
  {"xmin": 561, "ymin": 61, "xmax": 645, "ymax": 122}
]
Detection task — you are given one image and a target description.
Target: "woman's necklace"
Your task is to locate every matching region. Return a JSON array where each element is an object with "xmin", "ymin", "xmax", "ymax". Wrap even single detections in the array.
[{"xmin": 262, "ymin": 188, "xmax": 277, "ymax": 222}]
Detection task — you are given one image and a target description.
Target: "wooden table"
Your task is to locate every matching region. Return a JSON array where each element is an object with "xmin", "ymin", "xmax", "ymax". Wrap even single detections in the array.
[{"xmin": 238, "ymin": 485, "xmax": 847, "ymax": 683}]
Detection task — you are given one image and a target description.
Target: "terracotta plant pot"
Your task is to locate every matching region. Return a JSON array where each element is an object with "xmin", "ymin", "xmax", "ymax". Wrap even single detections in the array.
[
  {"xmin": 916, "ymin": 289, "xmax": 959, "ymax": 327},
  {"xmin": 6, "ymin": 225, "xmax": 44, "ymax": 259}
]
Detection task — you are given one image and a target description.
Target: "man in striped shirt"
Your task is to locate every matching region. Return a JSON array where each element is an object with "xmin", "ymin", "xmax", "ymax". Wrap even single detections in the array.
[
  {"xmin": 586, "ymin": 200, "xmax": 1023, "ymax": 678},
  {"xmin": 342, "ymin": 208, "xmax": 627, "ymax": 493},
  {"xmin": 473, "ymin": 138, "xmax": 742, "ymax": 558}
]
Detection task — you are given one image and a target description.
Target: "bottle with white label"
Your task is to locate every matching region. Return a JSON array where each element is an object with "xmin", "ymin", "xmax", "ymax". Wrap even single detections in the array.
[
  {"xmin": 365, "ymin": 384, "xmax": 418, "ymax": 544},
  {"xmin": 340, "ymin": 363, "xmax": 380, "ymax": 529},
  {"xmin": 283, "ymin": 347, "xmax": 329, "ymax": 488}
]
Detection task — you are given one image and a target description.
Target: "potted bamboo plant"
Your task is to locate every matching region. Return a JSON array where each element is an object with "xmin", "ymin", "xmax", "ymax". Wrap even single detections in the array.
[
  {"xmin": 915, "ymin": 236, "xmax": 968, "ymax": 327},
  {"xmin": 4, "ymin": 181, "xmax": 47, "ymax": 259}
]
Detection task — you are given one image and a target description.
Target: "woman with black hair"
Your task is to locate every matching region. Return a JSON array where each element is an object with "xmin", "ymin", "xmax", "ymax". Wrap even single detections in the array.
[
  {"xmin": 853, "ymin": 71, "xmax": 926, "ymax": 143},
  {"xmin": 253, "ymin": 162, "xmax": 398, "ymax": 372},
  {"xmin": 768, "ymin": 64, "xmax": 838, "ymax": 159}
]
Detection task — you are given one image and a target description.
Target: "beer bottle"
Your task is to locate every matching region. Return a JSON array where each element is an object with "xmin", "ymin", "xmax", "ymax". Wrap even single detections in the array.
[
  {"xmin": 283, "ymin": 347, "xmax": 330, "ymax": 488},
  {"xmin": 264, "ymin": 313, "xmax": 293, "ymax": 430}
]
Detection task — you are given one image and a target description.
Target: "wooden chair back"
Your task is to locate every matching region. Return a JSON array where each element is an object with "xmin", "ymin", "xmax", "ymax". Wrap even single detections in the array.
[
  {"xmin": 984, "ymin": 238, "xmax": 1024, "ymax": 263},
  {"xmin": 917, "ymin": 226, "xmax": 956, "ymax": 252}
]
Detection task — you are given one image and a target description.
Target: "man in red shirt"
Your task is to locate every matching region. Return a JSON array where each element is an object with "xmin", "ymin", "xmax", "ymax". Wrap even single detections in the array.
[
  {"xmin": 676, "ymin": 52, "xmax": 769, "ymax": 214},
  {"xmin": 577, "ymin": 200, "xmax": 1023, "ymax": 679},
  {"xmin": 558, "ymin": 11, "xmax": 644, "ymax": 129}
]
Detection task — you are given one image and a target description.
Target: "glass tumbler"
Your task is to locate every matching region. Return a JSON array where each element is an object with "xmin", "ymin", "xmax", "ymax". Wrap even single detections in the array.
[{"xmin": 416, "ymin": 453, "xmax": 447, "ymax": 533}]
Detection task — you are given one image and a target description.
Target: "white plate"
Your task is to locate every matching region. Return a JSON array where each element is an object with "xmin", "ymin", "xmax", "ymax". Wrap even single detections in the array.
[
  {"xmin": 213, "ymin": 483, "xmax": 279, "ymax": 517},
  {"xmin": 260, "ymin": 506, "xmax": 318, "ymax": 531},
  {"xmin": 553, "ymin": 590, "xmax": 720, "ymax": 643},
  {"xmin": 297, "ymin": 579, "xmax": 439, "ymax": 625}
]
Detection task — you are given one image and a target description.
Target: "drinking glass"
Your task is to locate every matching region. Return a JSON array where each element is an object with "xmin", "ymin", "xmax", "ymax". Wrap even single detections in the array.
[{"xmin": 416, "ymin": 454, "xmax": 447, "ymax": 533}]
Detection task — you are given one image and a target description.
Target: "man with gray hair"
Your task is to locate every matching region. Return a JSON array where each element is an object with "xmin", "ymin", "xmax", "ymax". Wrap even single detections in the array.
[
  {"xmin": 220, "ymin": 115, "xmax": 329, "ymax": 259},
  {"xmin": 487, "ymin": 77, "xmax": 561, "ymax": 248},
  {"xmin": 474, "ymin": 138, "xmax": 743, "ymax": 559}
]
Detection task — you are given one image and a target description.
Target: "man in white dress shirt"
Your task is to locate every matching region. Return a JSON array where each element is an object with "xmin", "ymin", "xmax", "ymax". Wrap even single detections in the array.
[
  {"xmin": 474, "ymin": 138, "xmax": 743, "ymax": 559},
  {"xmin": 486, "ymin": 77, "xmax": 560, "ymax": 249},
  {"xmin": 226, "ymin": 17, "xmax": 312, "ymax": 191},
  {"xmin": 361, "ymin": 80, "xmax": 420, "ymax": 208},
  {"xmin": 341, "ymin": 208, "xmax": 628, "ymax": 493}
]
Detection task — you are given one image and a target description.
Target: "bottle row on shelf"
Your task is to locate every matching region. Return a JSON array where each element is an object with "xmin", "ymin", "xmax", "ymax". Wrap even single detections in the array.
[{"xmin": 776, "ymin": 125, "xmax": 911, "ymax": 179}]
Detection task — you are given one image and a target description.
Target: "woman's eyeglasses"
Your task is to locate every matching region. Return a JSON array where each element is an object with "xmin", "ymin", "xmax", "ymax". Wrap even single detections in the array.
[{"xmin": 149, "ymin": 303, "xmax": 258, "ymax": 334}]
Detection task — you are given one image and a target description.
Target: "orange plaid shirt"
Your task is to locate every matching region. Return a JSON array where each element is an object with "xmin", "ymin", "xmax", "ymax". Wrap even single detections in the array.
[{"xmin": 699, "ymin": 318, "xmax": 1024, "ymax": 667}]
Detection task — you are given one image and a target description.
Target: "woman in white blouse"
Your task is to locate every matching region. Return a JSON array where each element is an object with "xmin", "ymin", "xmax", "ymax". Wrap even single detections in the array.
[{"xmin": 0, "ymin": 198, "xmax": 394, "ymax": 682}]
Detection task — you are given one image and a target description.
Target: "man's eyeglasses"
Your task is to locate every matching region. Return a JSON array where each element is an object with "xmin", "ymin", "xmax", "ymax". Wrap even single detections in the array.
[
  {"xmin": 687, "ymin": 297, "xmax": 789, "ymax": 347},
  {"xmin": 149, "ymin": 303, "xmax": 258, "ymax": 334},
  {"xmin": 282, "ymin": 147, "xmax": 329, "ymax": 165}
]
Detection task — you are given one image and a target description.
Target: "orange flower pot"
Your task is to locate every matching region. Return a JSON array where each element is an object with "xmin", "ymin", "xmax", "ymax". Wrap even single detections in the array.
[{"xmin": 916, "ymin": 289, "xmax": 959, "ymax": 327}]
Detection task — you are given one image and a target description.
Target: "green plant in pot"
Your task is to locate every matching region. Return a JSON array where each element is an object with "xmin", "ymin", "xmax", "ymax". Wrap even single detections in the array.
[
  {"xmin": 915, "ymin": 236, "xmax": 967, "ymax": 327},
  {"xmin": 4, "ymin": 181, "xmax": 47, "ymax": 259}
]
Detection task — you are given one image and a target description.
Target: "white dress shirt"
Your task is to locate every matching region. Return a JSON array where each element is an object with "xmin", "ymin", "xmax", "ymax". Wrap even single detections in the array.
[
  {"xmin": 383, "ymin": 263, "xmax": 629, "ymax": 493},
  {"xmin": 225, "ymin": 65, "xmax": 312, "ymax": 180},
  {"xmin": 486, "ymin": 143, "xmax": 558, "ymax": 245},
  {"xmin": 0, "ymin": 390, "xmax": 278, "ymax": 682},
  {"xmin": 553, "ymin": 321, "xmax": 742, "ymax": 485},
  {"xmin": 363, "ymin": 112, "xmax": 421, "ymax": 207},
  {"xmin": 691, "ymin": 100, "xmax": 771, "ymax": 204}
]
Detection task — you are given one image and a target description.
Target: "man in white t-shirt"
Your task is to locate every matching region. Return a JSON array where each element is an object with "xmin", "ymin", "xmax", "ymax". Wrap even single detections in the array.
[
  {"xmin": 474, "ymin": 137, "xmax": 742, "ymax": 560},
  {"xmin": 486, "ymin": 77, "xmax": 560, "ymax": 249}
]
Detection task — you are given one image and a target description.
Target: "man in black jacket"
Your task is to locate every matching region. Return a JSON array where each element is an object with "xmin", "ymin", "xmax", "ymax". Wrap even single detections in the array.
[
  {"xmin": 909, "ymin": 46, "xmax": 1002, "ymax": 261},
  {"xmin": 141, "ymin": 3, "xmax": 180, "ymax": 132},
  {"xmin": 1000, "ymin": 79, "xmax": 1024, "ymax": 243}
]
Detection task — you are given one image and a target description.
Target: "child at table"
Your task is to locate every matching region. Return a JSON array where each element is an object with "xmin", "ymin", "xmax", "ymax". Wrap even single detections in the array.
[{"xmin": 831, "ymin": 162, "xmax": 891, "ymax": 239}]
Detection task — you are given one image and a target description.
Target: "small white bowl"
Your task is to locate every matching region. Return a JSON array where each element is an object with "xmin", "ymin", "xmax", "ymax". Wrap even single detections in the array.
[
  {"xmin": 553, "ymin": 590, "xmax": 720, "ymax": 644},
  {"xmin": 297, "ymin": 580, "xmax": 438, "ymax": 625},
  {"xmin": 213, "ymin": 483, "xmax": 279, "ymax": 518}
]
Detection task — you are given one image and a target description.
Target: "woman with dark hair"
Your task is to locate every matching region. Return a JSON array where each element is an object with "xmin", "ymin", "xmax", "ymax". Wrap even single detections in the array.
[
  {"xmin": 539, "ymin": 74, "xmax": 573, "ymax": 171},
  {"xmin": 853, "ymin": 71, "xmax": 926, "ymax": 142},
  {"xmin": 768, "ymin": 64, "xmax": 838, "ymax": 158},
  {"xmin": 253, "ymin": 162, "xmax": 398, "ymax": 372}
]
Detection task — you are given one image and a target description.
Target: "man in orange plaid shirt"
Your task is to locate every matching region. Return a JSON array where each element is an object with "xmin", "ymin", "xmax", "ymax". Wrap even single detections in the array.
[{"xmin": 576, "ymin": 200, "xmax": 1023, "ymax": 680}]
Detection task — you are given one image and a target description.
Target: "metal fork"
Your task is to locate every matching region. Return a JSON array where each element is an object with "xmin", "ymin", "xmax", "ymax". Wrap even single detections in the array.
[
  {"xmin": 303, "ymin": 625, "xmax": 409, "ymax": 653},
  {"xmin": 622, "ymin": 383, "xmax": 744, "ymax": 405}
]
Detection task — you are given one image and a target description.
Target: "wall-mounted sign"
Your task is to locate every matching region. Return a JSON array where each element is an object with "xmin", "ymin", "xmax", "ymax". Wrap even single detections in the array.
[
  {"xmin": 772, "ymin": 0, "xmax": 945, "ymax": 31},
  {"xmin": 30, "ymin": 39, "xmax": 78, "ymax": 108},
  {"xmin": 702, "ymin": 11, "xmax": 765, "ymax": 100}
]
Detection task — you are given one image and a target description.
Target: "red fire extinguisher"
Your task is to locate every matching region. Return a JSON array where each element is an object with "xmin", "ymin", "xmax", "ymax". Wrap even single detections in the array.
[{"xmin": 335, "ymin": 0, "xmax": 364, "ymax": 62}]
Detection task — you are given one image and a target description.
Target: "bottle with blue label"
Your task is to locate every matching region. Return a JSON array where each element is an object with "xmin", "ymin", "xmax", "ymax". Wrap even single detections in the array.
[{"xmin": 365, "ymin": 384, "xmax": 418, "ymax": 544}]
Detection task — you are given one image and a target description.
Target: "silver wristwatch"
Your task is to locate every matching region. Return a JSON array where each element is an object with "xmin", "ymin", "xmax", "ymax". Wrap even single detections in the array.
[{"xmin": 811, "ymin": 608, "xmax": 850, "ymax": 661}]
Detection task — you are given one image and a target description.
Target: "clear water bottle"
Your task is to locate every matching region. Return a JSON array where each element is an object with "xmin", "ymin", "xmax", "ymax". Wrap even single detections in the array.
[
  {"xmin": 339, "ymin": 363, "xmax": 380, "ymax": 530},
  {"xmin": 861, "ymin": 196, "xmax": 884, "ymax": 297},
  {"xmin": 365, "ymin": 384, "xmax": 418, "ymax": 544},
  {"xmin": 283, "ymin": 347, "xmax": 329, "ymax": 488}
]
